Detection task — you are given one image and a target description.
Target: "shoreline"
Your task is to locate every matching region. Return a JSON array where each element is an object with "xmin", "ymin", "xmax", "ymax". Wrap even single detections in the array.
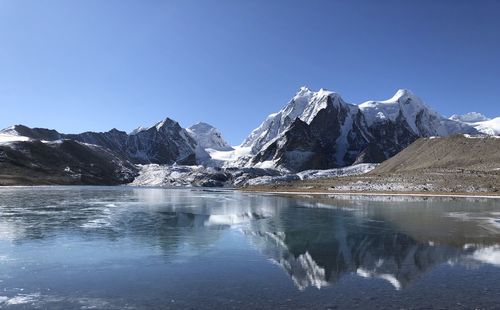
[
  {"xmin": 1, "ymin": 185, "xmax": 499, "ymax": 199},
  {"xmin": 242, "ymin": 189, "xmax": 500, "ymax": 199}
]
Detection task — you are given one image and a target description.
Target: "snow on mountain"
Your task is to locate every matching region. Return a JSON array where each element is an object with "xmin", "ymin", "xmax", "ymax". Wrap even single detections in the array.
[
  {"xmin": 187, "ymin": 122, "xmax": 233, "ymax": 151},
  {"xmin": 130, "ymin": 126, "xmax": 147, "ymax": 135},
  {"xmin": 468, "ymin": 117, "xmax": 500, "ymax": 136},
  {"xmin": 243, "ymin": 87, "xmax": 479, "ymax": 172},
  {"xmin": 0, "ymin": 132, "xmax": 31, "ymax": 144},
  {"xmin": 244, "ymin": 163, "xmax": 378, "ymax": 186},
  {"xmin": 0, "ymin": 118, "xmax": 203, "ymax": 165},
  {"xmin": 449, "ymin": 112, "xmax": 490, "ymax": 123},
  {"xmin": 448, "ymin": 113, "xmax": 499, "ymax": 136},
  {"xmin": 126, "ymin": 117, "xmax": 200, "ymax": 165},
  {"xmin": 0, "ymin": 126, "xmax": 31, "ymax": 144},
  {"xmin": 359, "ymin": 89, "xmax": 474, "ymax": 137},
  {"xmin": 241, "ymin": 86, "xmax": 314, "ymax": 153}
]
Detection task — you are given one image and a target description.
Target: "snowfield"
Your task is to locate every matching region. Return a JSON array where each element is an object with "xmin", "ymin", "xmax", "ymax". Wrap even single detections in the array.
[
  {"xmin": 131, "ymin": 163, "xmax": 378, "ymax": 187},
  {"xmin": 472, "ymin": 117, "xmax": 500, "ymax": 135},
  {"xmin": 0, "ymin": 133, "xmax": 30, "ymax": 144},
  {"xmin": 246, "ymin": 164, "xmax": 378, "ymax": 186},
  {"xmin": 449, "ymin": 113, "xmax": 500, "ymax": 136}
]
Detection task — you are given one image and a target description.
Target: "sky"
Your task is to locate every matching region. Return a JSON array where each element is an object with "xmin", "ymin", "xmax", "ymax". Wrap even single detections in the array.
[{"xmin": 0, "ymin": 0, "xmax": 499, "ymax": 145}]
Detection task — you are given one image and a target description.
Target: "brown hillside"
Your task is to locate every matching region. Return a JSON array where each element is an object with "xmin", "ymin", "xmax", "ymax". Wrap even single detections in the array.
[{"xmin": 373, "ymin": 135, "xmax": 500, "ymax": 174}]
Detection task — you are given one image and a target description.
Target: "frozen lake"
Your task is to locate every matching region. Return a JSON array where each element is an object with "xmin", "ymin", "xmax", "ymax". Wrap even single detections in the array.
[{"xmin": 0, "ymin": 186, "xmax": 499, "ymax": 309}]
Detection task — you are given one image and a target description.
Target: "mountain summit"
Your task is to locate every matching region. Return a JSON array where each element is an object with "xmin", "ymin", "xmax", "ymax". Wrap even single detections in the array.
[{"xmin": 187, "ymin": 122, "xmax": 233, "ymax": 151}]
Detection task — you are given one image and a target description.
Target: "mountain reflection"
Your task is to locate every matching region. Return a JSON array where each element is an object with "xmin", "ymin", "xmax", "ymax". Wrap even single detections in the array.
[
  {"xmin": 244, "ymin": 196, "xmax": 500, "ymax": 290},
  {"xmin": 0, "ymin": 187, "xmax": 499, "ymax": 291}
]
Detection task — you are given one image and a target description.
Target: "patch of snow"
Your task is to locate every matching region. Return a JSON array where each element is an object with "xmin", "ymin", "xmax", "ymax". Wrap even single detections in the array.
[
  {"xmin": 0, "ymin": 133, "xmax": 31, "ymax": 144},
  {"xmin": 207, "ymin": 146, "xmax": 253, "ymax": 167},
  {"xmin": 129, "ymin": 126, "xmax": 146, "ymax": 135},
  {"xmin": 471, "ymin": 117, "xmax": 500, "ymax": 136},
  {"xmin": 334, "ymin": 107, "xmax": 355, "ymax": 166},
  {"xmin": 297, "ymin": 164, "xmax": 378, "ymax": 180},
  {"xmin": 356, "ymin": 268, "xmax": 401, "ymax": 290},
  {"xmin": 471, "ymin": 245, "xmax": 500, "ymax": 267}
]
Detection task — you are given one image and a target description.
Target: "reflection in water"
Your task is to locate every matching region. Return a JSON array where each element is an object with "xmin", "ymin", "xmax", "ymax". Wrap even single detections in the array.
[{"xmin": 0, "ymin": 187, "xmax": 499, "ymax": 308}]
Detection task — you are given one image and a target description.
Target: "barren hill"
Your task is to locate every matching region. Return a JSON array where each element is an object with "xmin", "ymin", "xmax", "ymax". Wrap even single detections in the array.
[{"xmin": 373, "ymin": 135, "xmax": 500, "ymax": 174}]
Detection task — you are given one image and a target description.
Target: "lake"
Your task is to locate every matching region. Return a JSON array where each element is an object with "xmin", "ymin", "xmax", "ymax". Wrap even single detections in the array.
[{"xmin": 0, "ymin": 187, "xmax": 499, "ymax": 309}]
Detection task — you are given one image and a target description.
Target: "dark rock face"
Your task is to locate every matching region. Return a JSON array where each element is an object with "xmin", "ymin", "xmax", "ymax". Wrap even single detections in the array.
[
  {"xmin": 364, "ymin": 112, "xmax": 419, "ymax": 159},
  {"xmin": 251, "ymin": 97, "xmax": 374, "ymax": 172},
  {"xmin": 252, "ymin": 119, "xmax": 329, "ymax": 172},
  {"xmin": 65, "ymin": 128, "xmax": 129, "ymax": 159},
  {"xmin": 352, "ymin": 143, "xmax": 387, "ymax": 165},
  {"xmin": 0, "ymin": 140, "xmax": 138, "ymax": 185}
]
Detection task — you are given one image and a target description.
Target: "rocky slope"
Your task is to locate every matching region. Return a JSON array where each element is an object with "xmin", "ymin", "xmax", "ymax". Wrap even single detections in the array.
[
  {"xmin": 1, "ymin": 118, "xmax": 204, "ymax": 166},
  {"xmin": 0, "ymin": 140, "xmax": 137, "ymax": 185}
]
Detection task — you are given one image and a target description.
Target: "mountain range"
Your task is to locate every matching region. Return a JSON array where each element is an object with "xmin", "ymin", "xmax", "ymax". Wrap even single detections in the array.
[{"xmin": 0, "ymin": 87, "xmax": 498, "ymax": 185}]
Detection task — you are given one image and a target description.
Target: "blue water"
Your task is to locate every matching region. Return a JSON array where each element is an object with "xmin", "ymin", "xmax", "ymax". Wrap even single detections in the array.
[{"xmin": 0, "ymin": 186, "xmax": 499, "ymax": 309}]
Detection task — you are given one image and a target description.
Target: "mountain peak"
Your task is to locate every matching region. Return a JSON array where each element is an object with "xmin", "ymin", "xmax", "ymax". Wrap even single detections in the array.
[
  {"xmin": 154, "ymin": 117, "xmax": 179, "ymax": 131},
  {"xmin": 293, "ymin": 86, "xmax": 314, "ymax": 100},
  {"xmin": 391, "ymin": 89, "xmax": 416, "ymax": 102},
  {"xmin": 317, "ymin": 88, "xmax": 336, "ymax": 97},
  {"xmin": 189, "ymin": 122, "xmax": 216, "ymax": 131},
  {"xmin": 187, "ymin": 122, "xmax": 233, "ymax": 151}
]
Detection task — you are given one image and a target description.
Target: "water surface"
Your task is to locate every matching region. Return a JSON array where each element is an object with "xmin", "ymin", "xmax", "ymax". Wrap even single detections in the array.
[{"xmin": 0, "ymin": 187, "xmax": 499, "ymax": 309}]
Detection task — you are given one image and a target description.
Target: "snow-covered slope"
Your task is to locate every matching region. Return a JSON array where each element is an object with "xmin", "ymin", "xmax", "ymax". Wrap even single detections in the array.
[
  {"xmin": 450, "ymin": 112, "xmax": 490, "ymax": 123},
  {"xmin": 0, "ymin": 127, "xmax": 31, "ymax": 144},
  {"xmin": 241, "ymin": 86, "xmax": 314, "ymax": 153},
  {"xmin": 359, "ymin": 89, "xmax": 474, "ymax": 137},
  {"xmin": 472, "ymin": 117, "xmax": 500, "ymax": 135},
  {"xmin": 187, "ymin": 122, "xmax": 233, "ymax": 151},
  {"xmin": 449, "ymin": 113, "xmax": 500, "ymax": 136}
]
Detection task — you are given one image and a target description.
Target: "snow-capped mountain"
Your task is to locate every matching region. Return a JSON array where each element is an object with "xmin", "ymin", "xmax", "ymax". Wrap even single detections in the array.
[
  {"xmin": 0, "ymin": 117, "xmax": 202, "ymax": 165},
  {"xmin": 358, "ymin": 89, "xmax": 475, "ymax": 137},
  {"xmin": 1, "ymin": 88, "xmax": 496, "ymax": 185},
  {"xmin": 126, "ymin": 118, "xmax": 199, "ymax": 164},
  {"xmin": 245, "ymin": 87, "xmax": 479, "ymax": 172},
  {"xmin": 187, "ymin": 122, "xmax": 233, "ymax": 151},
  {"xmin": 449, "ymin": 113, "xmax": 500, "ymax": 136}
]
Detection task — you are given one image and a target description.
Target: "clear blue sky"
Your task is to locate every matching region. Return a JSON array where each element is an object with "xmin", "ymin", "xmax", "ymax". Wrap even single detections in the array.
[{"xmin": 1, "ymin": 0, "xmax": 499, "ymax": 145}]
